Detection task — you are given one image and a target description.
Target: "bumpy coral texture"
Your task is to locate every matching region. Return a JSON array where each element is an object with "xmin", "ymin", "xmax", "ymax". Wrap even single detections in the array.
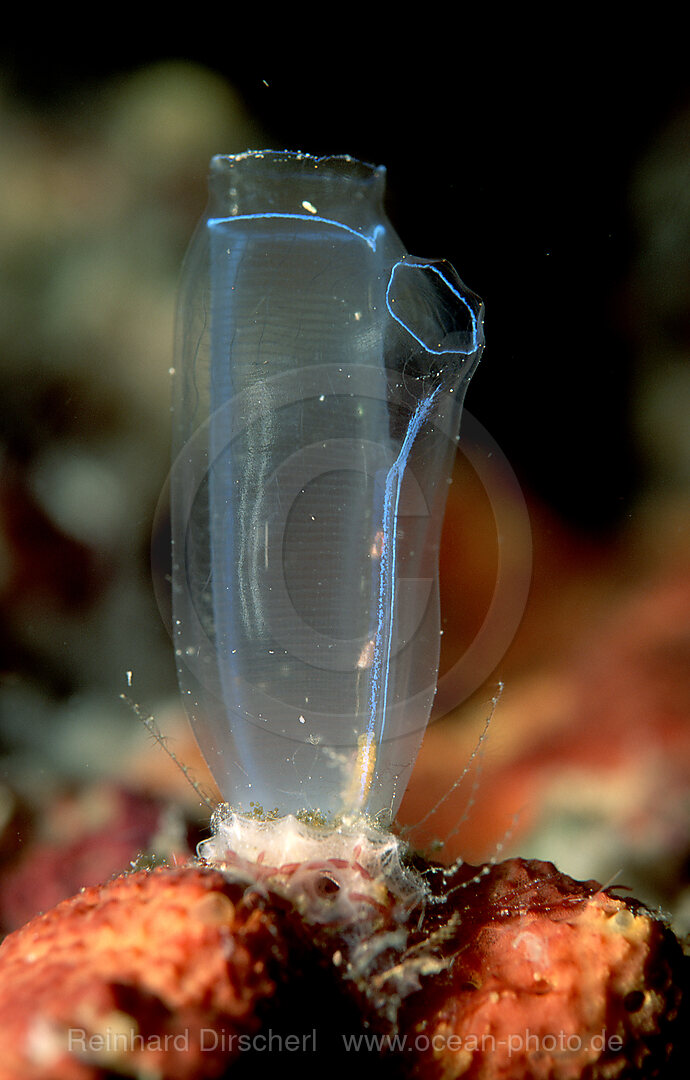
[
  {"xmin": 399, "ymin": 859, "xmax": 684, "ymax": 1079},
  {"xmin": 0, "ymin": 856, "xmax": 684, "ymax": 1080},
  {"xmin": 0, "ymin": 866, "xmax": 283, "ymax": 1080}
]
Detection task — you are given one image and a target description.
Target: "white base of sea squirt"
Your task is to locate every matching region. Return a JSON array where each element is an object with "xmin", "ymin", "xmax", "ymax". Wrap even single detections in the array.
[
  {"xmin": 198, "ymin": 810, "xmax": 460, "ymax": 1020},
  {"xmin": 198, "ymin": 807, "xmax": 427, "ymax": 930}
]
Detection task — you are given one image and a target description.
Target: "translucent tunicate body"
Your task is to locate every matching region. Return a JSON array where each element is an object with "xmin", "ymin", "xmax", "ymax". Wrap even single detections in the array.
[{"xmin": 171, "ymin": 151, "xmax": 484, "ymax": 825}]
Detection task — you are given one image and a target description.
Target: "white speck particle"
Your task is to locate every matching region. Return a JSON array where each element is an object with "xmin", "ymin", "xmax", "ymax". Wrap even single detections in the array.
[
  {"xmin": 299, "ymin": 715, "xmax": 306, "ymax": 724},
  {"xmin": 302, "ymin": 200, "xmax": 318, "ymax": 214},
  {"xmin": 126, "ymin": 671, "xmax": 132, "ymax": 687}
]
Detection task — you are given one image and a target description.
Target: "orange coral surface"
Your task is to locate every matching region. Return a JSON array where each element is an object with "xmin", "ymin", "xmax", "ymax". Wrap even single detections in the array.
[
  {"xmin": 0, "ymin": 866, "xmax": 284, "ymax": 1080},
  {"xmin": 0, "ymin": 856, "xmax": 685, "ymax": 1079}
]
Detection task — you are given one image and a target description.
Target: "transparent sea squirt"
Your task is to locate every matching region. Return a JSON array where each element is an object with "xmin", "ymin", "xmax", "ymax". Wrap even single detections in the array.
[{"xmin": 171, "ymin": 151, "xmax": 484, "ymax": 837}]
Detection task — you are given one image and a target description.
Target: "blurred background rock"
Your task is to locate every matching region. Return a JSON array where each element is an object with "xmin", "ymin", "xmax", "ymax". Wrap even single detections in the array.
[
  {"xmin": 0, "ymin": 50, "xmax": 688, "ymax": 933},
  {"xmin": 0, "ymin": 62, "xmax": 263, "ymax": 791}
]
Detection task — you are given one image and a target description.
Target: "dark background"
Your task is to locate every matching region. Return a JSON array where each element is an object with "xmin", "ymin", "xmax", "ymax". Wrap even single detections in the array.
[
  {"xmin": 0, "ymin": 43, "xmax": 688, "ymax": 767},
  {"xmin": 4, "ymin": 50, "xmax": 688, "ymax": 531}
]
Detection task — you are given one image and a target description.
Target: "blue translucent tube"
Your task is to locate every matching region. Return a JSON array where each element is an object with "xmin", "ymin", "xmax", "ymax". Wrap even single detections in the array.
[{"xmin": 171, "ymin": 151, "xmax": 484, "ymax": 824}]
